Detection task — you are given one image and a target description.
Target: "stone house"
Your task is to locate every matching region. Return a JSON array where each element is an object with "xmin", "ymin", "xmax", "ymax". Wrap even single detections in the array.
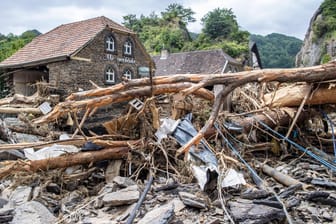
[
  {"xmin": 0, "ymin": 16, "xmax": 153, "ymax": 97},
  {"xmin": 152, "ymin": 49, "xmax": 243, "ymax": 76}
]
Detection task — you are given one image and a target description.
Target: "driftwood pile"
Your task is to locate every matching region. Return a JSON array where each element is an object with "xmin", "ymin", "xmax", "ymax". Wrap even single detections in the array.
[{"xmin": 0, "ymin": 61, "xmax": 336, "ymax": 223}]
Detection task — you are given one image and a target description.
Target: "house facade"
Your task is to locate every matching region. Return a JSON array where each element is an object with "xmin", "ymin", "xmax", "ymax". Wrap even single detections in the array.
[{"xmin": 0, "ymin": 16, "xmax": 153, "ymax": 97}]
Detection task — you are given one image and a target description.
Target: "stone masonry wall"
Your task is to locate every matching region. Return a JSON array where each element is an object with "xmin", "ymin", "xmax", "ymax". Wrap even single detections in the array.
[{"xmin": 48, "ymin": 28, "xmax": 151, "ymax": 97}]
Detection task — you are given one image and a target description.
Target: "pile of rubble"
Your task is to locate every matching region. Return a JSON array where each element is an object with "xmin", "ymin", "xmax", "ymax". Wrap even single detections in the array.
[{"xmin": 0, "ymin": 62, "xmax": 336, "ymax": 223}]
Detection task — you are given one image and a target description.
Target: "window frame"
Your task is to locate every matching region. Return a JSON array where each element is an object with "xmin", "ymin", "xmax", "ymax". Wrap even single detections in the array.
[
  {"xmin": 123, "ymin": 68, "xmax": 133, "ymax": 80},
  {"xmin": 123, "ymin": 38, "xmax": 134, "ymax": 56},
  {"xmin": 105, "ymin": 66, "xmax": 117, "ymax": 84},
  {"xmin": 105, "ymin": 34, "xmax": 116, "ymax": 53}
]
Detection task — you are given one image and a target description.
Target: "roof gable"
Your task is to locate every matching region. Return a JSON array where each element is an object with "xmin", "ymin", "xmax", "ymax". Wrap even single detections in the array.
[
  {"xmin": 0, "ymin": 16, "xmax": 134, "ymax": 68},
  {"xmin": 152, "ymin": 49, "xmax": 242, "ymax": 76}
]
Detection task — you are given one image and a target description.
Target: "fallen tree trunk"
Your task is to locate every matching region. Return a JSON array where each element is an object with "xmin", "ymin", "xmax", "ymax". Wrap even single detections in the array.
[
  {"xmin": 0, "ymin": 136, "xmax": 140, "ymax": 151},
  {"xmin": 264, "ymin": 83, "xmax": 336, "ymax": 107},
  {"xmin": 35, "ymin": 83, "xmax": 214, "ymax": 124},
  {"xmin": 0, "ymin": 146, "xmax": 129, "ymax": 179},
  {"xmin": 0, "ymin": 107, "xmax": 41, "ymax": 115},
  {"xmin": 233, "ymin": 107, "xmax": 310, "ymax": 133}
]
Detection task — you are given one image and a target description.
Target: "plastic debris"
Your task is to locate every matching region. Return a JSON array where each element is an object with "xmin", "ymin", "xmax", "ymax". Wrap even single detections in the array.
[
  {"xmin": 171, "ymin": 114, "xmax": 218, "ymax": 191},
  {"xmin": 23, "ymin": 144, "xmax": 80, "ymax": 161}
]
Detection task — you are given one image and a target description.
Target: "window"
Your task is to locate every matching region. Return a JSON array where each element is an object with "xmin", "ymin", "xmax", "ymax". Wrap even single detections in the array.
[
  {"xmin": 123, "ymin": 69, "xmax": 133, "ymax": 80},
  {"xmin": 123, "ymin": 39, "xmax": 133, "ymax": 55},
  {"xmin": 105, "ymin": 66, "xmax": 116, "ymax": 83},
  {"xmin": 105, "ymin": 36, "xmax": 115, "ymax": 52}
]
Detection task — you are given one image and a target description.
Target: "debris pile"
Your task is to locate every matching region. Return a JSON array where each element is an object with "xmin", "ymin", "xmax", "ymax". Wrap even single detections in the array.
[{"xmin": 0, "ymin": 61, "xmax": 336, "ymax": 223}]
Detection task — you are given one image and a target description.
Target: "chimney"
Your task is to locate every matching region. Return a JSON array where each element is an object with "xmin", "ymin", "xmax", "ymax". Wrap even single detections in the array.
[{"xmin": 160, "ymin": 49, "xmax": 169, "ymax": 59}]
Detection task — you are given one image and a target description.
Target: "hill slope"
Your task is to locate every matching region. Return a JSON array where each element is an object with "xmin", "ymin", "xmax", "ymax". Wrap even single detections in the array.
[{"xmin": 250, "ymin": 33, "xmax": 302, "ymax": 68}]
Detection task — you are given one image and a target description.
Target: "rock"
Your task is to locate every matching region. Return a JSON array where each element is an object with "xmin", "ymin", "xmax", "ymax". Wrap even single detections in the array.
[
  {"xmin": 32, "ymin": 186, "xmax": 41, "ymax": 199},
  {"xmin": 62, "ymin": 190, "xmax": 86, "ymax": 211},
  {"xmin": 0, "ymin": 150, "xmax": 25, "ymax": 161},
  {"xmin": 102, "ymin": 186, "xmax": 139, "ymax": 207},
  {"xmin": 11, "ymin": 201, "xmax": 56, "ymax": 224},
  {"xmin": 116, "ymin": 203, "xmax": 136, "ymax": 222},
  {"xmin": 206, "ymin": 218, "xmax": 221, "ymax": 224},
  {"xmin": 241, "ymin": 188, "xmax": 270, "ymax": 200},
  {"xmin": 0, "ymin": 207, "xmax": 14, "ymax": 223},
  {"xmin": 105, "ymin": 160, "xmax": 122, "ymax": 183},
  {"xmin": 138, "ymin": 203, "xmax": 174, "ymax": 224},
  {"xmin": 178, "ymin": 192, "xmax": 207, "ymax": 209},
  {"xmin": 14, "ymin": 133, "xmax": 40, "ymax": 143},
  {"xmin": 228, "ymin": 199, "xmax": 285, "ymax": 224},
  {"xmin": 0, "ymin": 198, "xmax": 8, "ymax": 209},
  {"xmin": 113, "ymin": 176, "xmax": 136, "ymax": 188},
  {"xmin": 9, "ymin": 186, "xmax": 32, "ymax": 207},
  {"xmin": 169, "ymin": 198, "xmax": 185, "ymax": 213},
  {"xmin": 46, "ymin": 183, "xmax": 61, "ymax": 195}
]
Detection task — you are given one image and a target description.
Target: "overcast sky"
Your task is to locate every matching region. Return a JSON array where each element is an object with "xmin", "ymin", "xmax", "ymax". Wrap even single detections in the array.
[{"xmin": 0, "ymin": 0, "xmax": 323, "ymax": 40}]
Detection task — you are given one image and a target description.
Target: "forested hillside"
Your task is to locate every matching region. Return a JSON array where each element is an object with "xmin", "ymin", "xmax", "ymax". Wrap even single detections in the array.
[
  {"xmin": 250, "ymin": 33, "xmax": 302, "ymax": 68},
  {"xmin": 122, "ymin": 4, "xmax": 250, "ymax": 59},
  {"xmin": 0, "ymin": 30, "xmax": 40, "ymax": 62}
]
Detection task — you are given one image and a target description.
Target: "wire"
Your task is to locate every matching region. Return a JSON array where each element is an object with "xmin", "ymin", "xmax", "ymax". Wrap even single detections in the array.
[
  {"xmin": 254, "ymin": 118, "xmax": 336, "ymax": 172},
  {"xmin": 214, "ymin": 122, "xmax": 293, "ymax": 224},
  {"xmin": 214, "ymin": 123, "xmax": 263, "ymax": 187}
]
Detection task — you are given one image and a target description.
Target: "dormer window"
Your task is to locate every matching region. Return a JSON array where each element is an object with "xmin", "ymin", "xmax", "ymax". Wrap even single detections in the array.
[
  {"xmin": 123, "ymin": 69, "xmax": 133, "ymax": 80},
  {"xmin": 123, "ymin": 39, "xmax": 133, "ymax": 56},
  {"xmin": 105, "ymin": 66, "xmax": 116, "ymax": 84},
  {"xmin": 105, "ymin": 35, "xmax": 115, "ymax": 52}
]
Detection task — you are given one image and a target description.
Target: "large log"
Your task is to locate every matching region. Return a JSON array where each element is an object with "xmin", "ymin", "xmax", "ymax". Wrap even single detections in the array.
[
  {"xmin": 0, "ymin": 146, "xmax": 129, "ymax": 179},
  {"xmin": 0, "ymin": 136, "xmax": 140, "ymax": 151},
  {"xmin": 35, "ymin": 83, "xmax": 214, "ymax": 124},
  {"xmin": 233, "ymin": 108, "xmax": 304, "ymax": 133},
  {"xmin": 264, "ymin": 83, "xmax": 336, "ymax": 107},
  {"xmin": 0, "ymin": 107, "xmax": 41, "ymax": 115}
]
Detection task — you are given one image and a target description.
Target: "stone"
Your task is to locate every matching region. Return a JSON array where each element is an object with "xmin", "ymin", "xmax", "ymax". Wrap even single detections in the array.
[
  {"xmin": 0, "ymin": 207, "xmax": 14, "ymax": 223},
  {"xmin": 206, "ymin": 218, "xmax": 221, "ymax": 224},
  {"xmin": 228, "ymin": 199, "xmax": 285, "ymax": 224},
  {"xmin": 31, "ymin": 186, "xmax": 40, "ymax": 199},
  {"xmin": 178, "ymin": 192, "xmax": 207, "ymax": 209},
  {"xmin": 105, "ymin": 160, "xmax": 122, "ymax": 183},
  {"xmin": 9, "ymin": 186, "xmax": 32, "ymax": 207},
  {"xmin": 116, "ymin": 203, "xmax": 136, "ymax": 222},
  {"xmin": 14, "ymin": 133, "xmax": 40, "ymax": 143},
  {"xmin": 0, "ymin": 150, "xmax": 25, "ymax": 161},
  {"xmin": 169, "ymin": 198, "xmax": 185, "ymax": 213},
  {"xmin": 102, "ymin": 186, "xmax": 139, "ymax": 207},
  {"xmin": 11, "ymin": 201, "xmax": 56, "ymax": 224},
  {"xmin": 0, "ymin": 198, "xmax": 8, "ymax": 209},
  {"xmin": 113, "ymin": 176, "xmax": 136, "ymax": 188},
  {"xmin": 138, "ymin": 203, "xmax": 174, "ymax": 224},
  {"xmin": 46, "ymin": 183, "xmax": 61, "ymax": 195},
  {"xmin": 62, "ymin": 190, "xmax": 85, "ymax": 211}
]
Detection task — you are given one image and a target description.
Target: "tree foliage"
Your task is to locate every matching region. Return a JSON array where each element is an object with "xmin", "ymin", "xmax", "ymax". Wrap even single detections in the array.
[
  {"xmin": 0, "ymin": 29, "xmax": 40, "ymax": 62},
  {"xmin": 313, "ymin": 0, "xmax": 336, "ymax": 39},
  {"xmin": 250, "ymin": 33, "xmax": 302, "ymax": 68},
  {"xmin": 201, "ymin": 8, "xmax": 238, "ymax": 40},
  {"xmin": 123, "ymin": 5, "xmax": 249, "ymax": 59}
]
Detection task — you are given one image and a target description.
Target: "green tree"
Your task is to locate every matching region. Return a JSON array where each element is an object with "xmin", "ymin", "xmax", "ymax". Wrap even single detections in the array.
[
  {"xmin": 161, "ymin": 3, "xmax": 196, "ymax": 27},
  {"xmin": 201, "ymin": 8, "xmax": 239, "ymax": 39}
]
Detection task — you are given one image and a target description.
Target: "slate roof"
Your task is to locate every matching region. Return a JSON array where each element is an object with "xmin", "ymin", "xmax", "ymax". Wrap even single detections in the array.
[
  {"xmin": 0, "ymin": 16, "xmax": 134, "ymax": 68},
  {"xmin": 152, "ymin": 49, "xmax": 242, "ymax": 76}
]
